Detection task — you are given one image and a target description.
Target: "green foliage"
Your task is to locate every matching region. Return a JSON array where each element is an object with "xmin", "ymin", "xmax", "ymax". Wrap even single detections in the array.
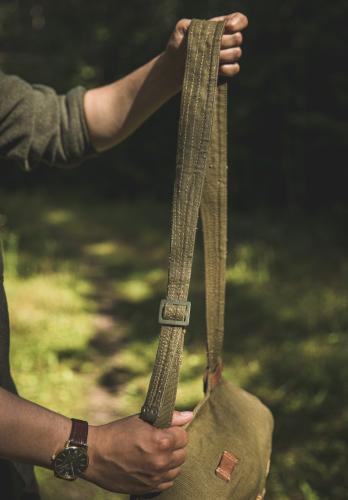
[
  {"xmin": 1, "ymin": 0, "xmax": 347, "ymax": 207},
  {"xmin": 1, "ymin": 190, "xmax": 347, "ymax": 499}
]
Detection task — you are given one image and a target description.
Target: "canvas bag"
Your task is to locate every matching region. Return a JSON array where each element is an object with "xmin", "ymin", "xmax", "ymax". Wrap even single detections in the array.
[{"xmin": 132, "ymin": 19, "xmax": 274, "ymax": 500}]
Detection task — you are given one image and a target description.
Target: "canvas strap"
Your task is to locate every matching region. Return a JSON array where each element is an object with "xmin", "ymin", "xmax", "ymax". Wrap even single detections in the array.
[{"xmin": 140, "ymin": 19, "xmax": 227, "ymax": 429}]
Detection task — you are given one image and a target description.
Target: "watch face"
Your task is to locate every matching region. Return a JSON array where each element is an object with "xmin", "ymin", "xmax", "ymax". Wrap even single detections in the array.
[{"xmin": 53, "ymin": 446, "xmax": 89, "ymax": 480}]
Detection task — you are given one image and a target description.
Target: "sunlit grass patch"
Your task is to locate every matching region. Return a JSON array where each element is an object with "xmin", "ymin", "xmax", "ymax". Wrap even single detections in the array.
[
  {"xmin": 6, "ymin": 272, "xmax": 95, "ymax": 415},
  {"xmin": 44, "ymin": 208, "xmax": 74, "ymax": 225},
  {"xmin": 1, "ymin": 190, "xmax": 347, "ymax": 499},
  {"xmin": 113, "ymin": 268, "xmax": 166, "ymax": 302},
  {"xmin": 227, "ymin": 242, "xmax": 272, "ymax": 285},
  {"xmin": 84, "ymin": 240, "xmax": 127, "ymax": 258},
  {"xmin": 36, "ymin": 468, "xmax": 125, "ymax": 500}
]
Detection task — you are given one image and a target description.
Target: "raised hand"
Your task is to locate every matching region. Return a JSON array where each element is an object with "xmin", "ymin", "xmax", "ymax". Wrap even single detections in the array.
[{"xmin": 165, "ymin": 12, "xmax": 248, "ymax": 82}]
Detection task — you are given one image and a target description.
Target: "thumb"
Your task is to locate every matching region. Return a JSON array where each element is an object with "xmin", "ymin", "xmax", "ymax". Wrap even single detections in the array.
[
  {"xmin": 171, "ymin": 410, "xmax": 194, "ymax": 426},
  {"xmin": 176, "ymin": 18, "xmax": 191, "ymax": 36}
]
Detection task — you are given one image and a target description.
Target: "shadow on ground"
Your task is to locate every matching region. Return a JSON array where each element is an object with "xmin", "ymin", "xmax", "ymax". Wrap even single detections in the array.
[{"xmin": 1, "ymin": 190, "xmax": 347, "ymax": 499}]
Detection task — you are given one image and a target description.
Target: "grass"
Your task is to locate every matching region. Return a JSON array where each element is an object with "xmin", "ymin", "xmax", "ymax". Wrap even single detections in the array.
[{"xmin": 0, "ymin": 189, "xmax": 347, "ymax": 499}]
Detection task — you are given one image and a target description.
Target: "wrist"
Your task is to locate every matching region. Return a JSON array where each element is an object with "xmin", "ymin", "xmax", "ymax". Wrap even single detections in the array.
[
  {"xmin": 82, "ymin": 424, "xmax": 102, "ymax": 483},
  {"xmin": 37, "ymin": 413, "xmax": 71, "ymax": 469},
  {"xmin": 51, "ymin": 418, "xmax": 90, "ymax": 481},
  {"xmin": 50, "ymin": 417, "xmax": 71, "ymax": 455}
]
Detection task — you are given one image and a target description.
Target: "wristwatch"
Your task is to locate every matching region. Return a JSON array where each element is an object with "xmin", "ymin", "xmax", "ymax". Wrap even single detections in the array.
[{"xmin": 52, "ymin": 418, "xmax": 89, "ymax": 481}]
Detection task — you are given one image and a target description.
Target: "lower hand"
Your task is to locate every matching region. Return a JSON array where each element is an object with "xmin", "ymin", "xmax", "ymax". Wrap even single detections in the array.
[{"xmin": 85, "ymin": 410, "xmax": 193, "ymax": 495}]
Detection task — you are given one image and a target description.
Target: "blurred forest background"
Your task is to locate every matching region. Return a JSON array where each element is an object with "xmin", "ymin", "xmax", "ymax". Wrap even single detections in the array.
[{"xmin": 0, "ymin": 1, "xmax": 347, "ymax": 499}]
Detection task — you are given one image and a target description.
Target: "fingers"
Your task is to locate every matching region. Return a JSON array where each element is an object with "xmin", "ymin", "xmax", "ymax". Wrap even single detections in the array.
[
  {"xmin": 176, "ymin": 13, "xmax": 248, "ymax": 37},
  {"xmin": 219, "ymin": 47, "xmax": 242, "ymax": 64},
  {"xmin": 219, "ymin": 44, "xmax": 242, "ymax": 77},
  {"xmin": 171, "ymin": 410, "xmax": 193, "ymax": 427},
  {"xmin": 169, "ymin": 12, "xmax": 247, "ymax": 83},
  {"xmin": 175, "ymin": 18, "xmax": 191, "ymax": 35},
  {"xmin": 221, "ymin": 32, "xmax": 243, "ymax": 49},
  {"xmin": 156, "ymin": 481, "xmax": 175, "ymax": 492},
  {"xmin": 211, "ymin": 12, "xmax": 248, "ymax": 33},
  {"xmin": 161, "ymin": 466, "xmax": 182, "ymax": 482},
  {"xmin": 157, "ymin": 426, "xmax": 188, "ymax": 451},
  {"xmin": 225, "ymin": 13, "xmax": 248, "ymax": 33},
  {"xmin": 219, "ymin": 64, "xmax": 240, "ymax": 77},
  {"xmin": 151, "ymin": 449, "xmax": 187, "ymax": 474},
  {"xmin": 216, "ymin": 13, "xmax": 247, "ymax": 78},
  {"xmin": 146, "ymin": 424, "xmax": 189, "ymax": 492},
  {"xmin": 168, "ymin": 448, "xmax": 187, "ymax": 469}
]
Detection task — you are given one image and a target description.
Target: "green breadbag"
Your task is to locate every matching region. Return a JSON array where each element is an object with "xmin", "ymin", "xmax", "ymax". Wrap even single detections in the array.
[{"xmin": 133, "ymin": 19, "xmax": 274, "ymax": 500}]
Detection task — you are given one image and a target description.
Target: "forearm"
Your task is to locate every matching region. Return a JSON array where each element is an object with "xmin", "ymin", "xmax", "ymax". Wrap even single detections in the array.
[
  {"xmin": 84, "ymin": 51, "xmax": 181, "ymax": 152},
  {"xmin": 83, "ymin": 12, "xmax": 247, "ymax": 153},
  {"xmin": 0, "ymin": 387, "xmax": 70, "ymax": 468}
]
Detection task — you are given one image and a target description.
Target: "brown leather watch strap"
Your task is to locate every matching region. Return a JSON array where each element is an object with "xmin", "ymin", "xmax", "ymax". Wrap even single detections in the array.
[{"xmin": 69, "ymin": 418, "xmax": 88, "ymax": 447}]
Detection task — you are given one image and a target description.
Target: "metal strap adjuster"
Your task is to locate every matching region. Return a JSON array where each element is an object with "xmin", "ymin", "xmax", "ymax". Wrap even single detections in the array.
[{"xmin": 158, "ymin": 299, "xmax": 191, "ymax": 327}]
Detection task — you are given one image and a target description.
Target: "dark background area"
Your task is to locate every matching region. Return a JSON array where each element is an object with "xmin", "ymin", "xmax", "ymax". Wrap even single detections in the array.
[{"xmin": 1, "ymin": 0, "xmax": 347, "ymax": 209}]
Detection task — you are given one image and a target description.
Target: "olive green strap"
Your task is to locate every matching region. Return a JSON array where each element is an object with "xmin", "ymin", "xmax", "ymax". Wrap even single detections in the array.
[
  {"xmin": 200, "ymin": 79, "xmax": 228, "ymax": 374},
  {"xmin": 140, "ymin": 19, "xmax": 226, "ymax": 429}
]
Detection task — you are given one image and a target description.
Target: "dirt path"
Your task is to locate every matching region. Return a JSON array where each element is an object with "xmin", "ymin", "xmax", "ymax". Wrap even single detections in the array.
[{"xmin": 85, "ymin": 277, "xmax": 130, "ymax": 425}]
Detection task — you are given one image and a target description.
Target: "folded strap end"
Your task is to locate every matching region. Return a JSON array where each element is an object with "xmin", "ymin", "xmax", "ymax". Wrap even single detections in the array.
[{"xmin": 140, "ymin": 405, "xmax": 158, "ymax": 424}]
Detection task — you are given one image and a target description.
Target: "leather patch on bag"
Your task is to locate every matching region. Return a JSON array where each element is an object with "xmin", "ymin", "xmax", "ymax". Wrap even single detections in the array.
[
  {"xmin": 215, "ymin": 451, "xmax": 238, "ymax": 482},
  {"xmin": 204, "ymin": 363, "xmax": 223, "ymax": 393},
  {"xmin": 210, "ymin": 363, "xmax": 223, "ymax": 388}
]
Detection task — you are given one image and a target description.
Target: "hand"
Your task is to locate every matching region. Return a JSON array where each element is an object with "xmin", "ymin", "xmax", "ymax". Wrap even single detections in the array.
[
  {"xmin": 85, "ymin": 410, "xmax": 193, "ymax": 495},
  {"xmin": 165, "ymin": 12, "xmax": 248, "ymax": 85}
]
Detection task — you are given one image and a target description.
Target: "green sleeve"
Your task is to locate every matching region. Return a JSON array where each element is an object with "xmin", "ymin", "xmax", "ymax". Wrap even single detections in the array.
[{"xmin": 0, "ymin": 71, "xmax": 96, "ymax": 170}]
